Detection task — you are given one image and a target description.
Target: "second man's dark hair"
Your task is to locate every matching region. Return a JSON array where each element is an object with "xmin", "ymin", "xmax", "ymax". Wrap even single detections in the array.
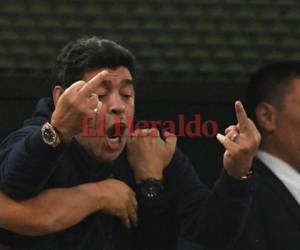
[{"xmin": 246, "ymin": 61, "xmax": 300, "ymax": 122}]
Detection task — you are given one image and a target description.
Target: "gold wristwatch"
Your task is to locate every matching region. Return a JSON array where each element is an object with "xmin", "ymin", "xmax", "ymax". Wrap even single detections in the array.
[{"xmin": 41, "ymin": 122, "xmax": 61, "ymax": 147}]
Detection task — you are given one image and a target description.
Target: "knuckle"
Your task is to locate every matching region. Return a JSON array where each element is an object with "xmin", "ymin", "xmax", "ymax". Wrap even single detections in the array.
[
  {"xmin": 72, "ymin": 81, "xmax": 85, "ymax": 91},
  {"xmin": 122, "ymin": 202, "xmax": 128, "ymax": 209},
  {"xmin": 124, "ymin": 187, "xmax": 131, "ymax": 196},
  {"xmin": 67, "ymin": 95, "xmax": 76, "ymax": 105},
  {"xmin": 150, "ymin": 127, "xmax": 158, "ymax": 133},
  {"xmin": 76, "ymin": 80, "xmax": 86, "ymax": 87},
  {"xmin": 172, "ymin": 135, "xmax": 178, "ymax": 143},
  {"xmin": 125, "ymin": 189, "xmax": 130, "ymax": 196},
  {"xmin": 243, "ymin": 146, "xmax": 251, "ymax": 154},
  {"xmin": 78, "ymin": 105, "xmax": 86, "ymax": 115},
  {"xmin": 238, "ymin": 145, "xmax": 251, "ymax": 155},
  {"xmin": 120, "ymin": 204, "xmax": 127, "ymax": 212},
  {"xmin": 133, "ymin": 201, "xmax": 138, "ymax": 209},
  {"xmin": 76, "ymin": 80, "xmax": 85, "ymax": 85}
]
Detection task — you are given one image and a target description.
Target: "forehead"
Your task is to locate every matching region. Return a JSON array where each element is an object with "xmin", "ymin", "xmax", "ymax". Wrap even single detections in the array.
[{"xmin": 82, "ymin": 66, "xmax": 133, "ymax": 83}]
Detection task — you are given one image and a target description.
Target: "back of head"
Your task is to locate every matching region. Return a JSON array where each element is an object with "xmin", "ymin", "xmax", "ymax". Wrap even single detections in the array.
[
  {"xmin": 245, "ymin": 61, "xmax": 300, "ymax": 123},
  {"xmin": 51, "ymin": 37, "xmax": 136, "ymax": 89}
]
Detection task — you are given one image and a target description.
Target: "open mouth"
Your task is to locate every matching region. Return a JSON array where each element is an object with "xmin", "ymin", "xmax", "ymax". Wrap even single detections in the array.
[{"xmin": 105, "ymin": 122, "xmax": 127, "ymax": 149}]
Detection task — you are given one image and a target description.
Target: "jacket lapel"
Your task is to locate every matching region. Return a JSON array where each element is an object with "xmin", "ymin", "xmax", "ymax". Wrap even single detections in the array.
[{"xmin": 254, "ymin": 158, "xmax": 300, "ymax": 225}]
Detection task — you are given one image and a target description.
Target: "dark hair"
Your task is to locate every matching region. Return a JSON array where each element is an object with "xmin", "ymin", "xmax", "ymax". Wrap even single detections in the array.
[
  {"xmin": 51, "ymin": 36, "xmax": 136, "ymax": 89},
  {"xmin": 245, "ymin": 61, "xmax": 300, "ymax": 122}
]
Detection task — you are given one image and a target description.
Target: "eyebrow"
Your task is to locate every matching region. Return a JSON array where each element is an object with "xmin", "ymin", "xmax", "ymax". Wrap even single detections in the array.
[
  {"xmin": 122, "ymin": 79, "xmax": 134, "ymax": 85},
  {"xmin": 100, "ymin": 79, "xmax": 134, "ymax": 88}
]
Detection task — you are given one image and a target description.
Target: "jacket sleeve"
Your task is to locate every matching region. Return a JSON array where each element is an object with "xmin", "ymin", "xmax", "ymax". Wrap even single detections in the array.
[
  {"xmin": 229, "ymin": 179, "xmax": 267, "ymax": 250},
  {"xmin": 134, "ymin": 148, "xmax": 255, "ymax": 249},
  {"xmin": 0, "ymin": 124, "xmax": 64, "ymax": 199}
]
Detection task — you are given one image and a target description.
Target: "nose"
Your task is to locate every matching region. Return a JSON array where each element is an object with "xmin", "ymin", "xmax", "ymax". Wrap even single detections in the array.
[{"xmin": 108, "ymin": 92, "xmax": 126, "ymax": 115}]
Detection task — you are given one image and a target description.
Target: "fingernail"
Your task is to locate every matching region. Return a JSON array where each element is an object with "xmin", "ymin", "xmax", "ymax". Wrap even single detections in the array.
[
  {"xmin": 133, "ymin": 220, "xmax": 138, "ymax": 227},
  {"xmin": 164, "ymin": 131, "xmax": 170, "ymax": 137},
  {"xmin": 141, "ymin": 128, "xmax": 149, "ymax": 134},
  {"xmin": 236, "ymin": 100, "xmax": 244, "ymax": 108},
  {"xmin": 216, "ymin": 133, "xmax": 225, "ymax": 142}
]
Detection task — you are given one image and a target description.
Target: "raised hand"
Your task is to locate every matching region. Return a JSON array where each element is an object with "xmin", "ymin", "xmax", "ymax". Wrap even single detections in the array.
[
  {"xmin": 127, "ymin": 128, "xmax": 177, "ymax": 182},
  {"xmin": 51, "ymin": 70, "xmax": 108, "ymax": 141},
  {"xmin": 217, "ymin": 101, "xmax": 261, "ymax": 179}
]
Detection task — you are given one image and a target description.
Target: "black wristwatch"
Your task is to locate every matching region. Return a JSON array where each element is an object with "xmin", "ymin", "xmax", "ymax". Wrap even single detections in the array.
[{"xmin": 138, "ymin": 178, "xmax": 164, "ymax": 199}]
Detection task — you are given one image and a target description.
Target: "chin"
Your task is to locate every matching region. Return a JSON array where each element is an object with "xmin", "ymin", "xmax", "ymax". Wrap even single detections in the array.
[{"xmin": 94, "ymin": 148, "xmax": 124, "ymax": 163}]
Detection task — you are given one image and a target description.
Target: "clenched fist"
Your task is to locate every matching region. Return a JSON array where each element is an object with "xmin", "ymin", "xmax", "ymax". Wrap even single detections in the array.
[
  {"xmin": 96, "ymin": 179, "xmax": 138, "ymax": 229},
  {"xmin": 217, "ymin": 101, "xmax": 261, "ymax": 179},
  {"xmin": 51, "ymin": 70, "xmax": 108, "ymax": 141},
  {"xmin": 127, "ymin": 128, "xmax": 177, "ymax": 182}
]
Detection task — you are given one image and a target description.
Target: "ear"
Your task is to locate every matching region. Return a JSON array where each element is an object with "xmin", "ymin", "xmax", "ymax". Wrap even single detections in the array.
[
  {"xmin": 52, "ymin": 86, "xmax": 65, "ymax": 107},
  {"xmin": 255, "ymin": 102, "xmax": 277, "ymax": 132}
]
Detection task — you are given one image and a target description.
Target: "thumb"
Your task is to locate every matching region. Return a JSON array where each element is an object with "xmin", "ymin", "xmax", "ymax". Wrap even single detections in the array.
[
  {"xmin": 216, "ymin": 133, "xmax": 236, "ymax": 151},
  {"xmin": 164, "ymin": 131, "xmax": 177, "ymax": 152}
]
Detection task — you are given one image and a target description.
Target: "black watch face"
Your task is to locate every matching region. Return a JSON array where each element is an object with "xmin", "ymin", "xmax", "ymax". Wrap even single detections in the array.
[
  {"xmin": 43, "ymin": 128, "xmax": 55, "ymax": 142},
  {"xmin": 140, "ymin": 179, "xmax": 164, "ymax": 199}
]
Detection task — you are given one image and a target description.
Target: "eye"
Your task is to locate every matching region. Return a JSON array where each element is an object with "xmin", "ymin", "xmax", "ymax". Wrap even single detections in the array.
[
  {"xmin": 122, "ymin": 94, "xmax": 132, "ymax": 99},
  {"xmin": 120, "ymin": 85, "xmax": 134, "ymax": 100},
  {"xmin": 98, "ymin": 94, "xmax": 107, "ymax": 100}
]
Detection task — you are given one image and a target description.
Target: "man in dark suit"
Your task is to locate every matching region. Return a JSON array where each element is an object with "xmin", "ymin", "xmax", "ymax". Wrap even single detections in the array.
[{"xmin": 229, "ymin": 62, "xmax": 300, "ymax": 250}]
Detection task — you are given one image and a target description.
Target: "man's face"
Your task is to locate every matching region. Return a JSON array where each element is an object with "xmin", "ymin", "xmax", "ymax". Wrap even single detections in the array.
[
  {"xmin": 75, "ymin": 66, "xmax": 135, "ymax": 162},
  {"xmin": 273, "ymin": 78, "xmax": 300, "ymax": 170}
]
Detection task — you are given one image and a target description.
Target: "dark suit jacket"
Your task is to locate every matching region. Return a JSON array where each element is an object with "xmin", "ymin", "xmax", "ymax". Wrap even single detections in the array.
[{"xmin": 231, "ymin": 158, "xmax": 300, "ymax": 250}]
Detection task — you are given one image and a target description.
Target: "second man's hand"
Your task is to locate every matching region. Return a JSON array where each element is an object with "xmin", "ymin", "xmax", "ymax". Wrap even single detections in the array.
[{"xmin": 217, "ymin": 101, "xmax": 261, "ymax": 179}]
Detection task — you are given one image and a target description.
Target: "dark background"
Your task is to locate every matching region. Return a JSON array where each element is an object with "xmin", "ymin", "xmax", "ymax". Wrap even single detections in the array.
[{"xmin": 1, "ymin": 0, "xmax": 300, "ymax": 186}]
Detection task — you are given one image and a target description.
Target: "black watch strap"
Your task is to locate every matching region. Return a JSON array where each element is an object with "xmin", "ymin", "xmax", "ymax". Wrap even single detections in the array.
[{"xmin": 137, "ymin": 178, "xmax": 164, "ymax": 199}]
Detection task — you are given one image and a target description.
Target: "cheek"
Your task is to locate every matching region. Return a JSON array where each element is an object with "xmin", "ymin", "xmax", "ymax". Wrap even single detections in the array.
[
  {"xmin": 88, "ymin": 138, "xmax": 108, "ymax": 158},
  {"xmin": 287, "ymin": 117, "xmax": 300, "ymax": 142},
  {"xmin": 127, "ymin": 100, "xmax": 135, "ymax": 115},
  {"xmin": 279, "ymin": 111, "xmax": 300, "ymax": 130},
  {"xmin": 275, "ymin": 112, "xmax": 300, "ymax": 143}
]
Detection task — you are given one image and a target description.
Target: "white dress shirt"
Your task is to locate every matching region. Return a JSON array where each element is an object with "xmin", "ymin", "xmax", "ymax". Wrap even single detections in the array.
[{"xmin": 256, "ymin": 150, "xmax": 300, "ymax": 205}]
